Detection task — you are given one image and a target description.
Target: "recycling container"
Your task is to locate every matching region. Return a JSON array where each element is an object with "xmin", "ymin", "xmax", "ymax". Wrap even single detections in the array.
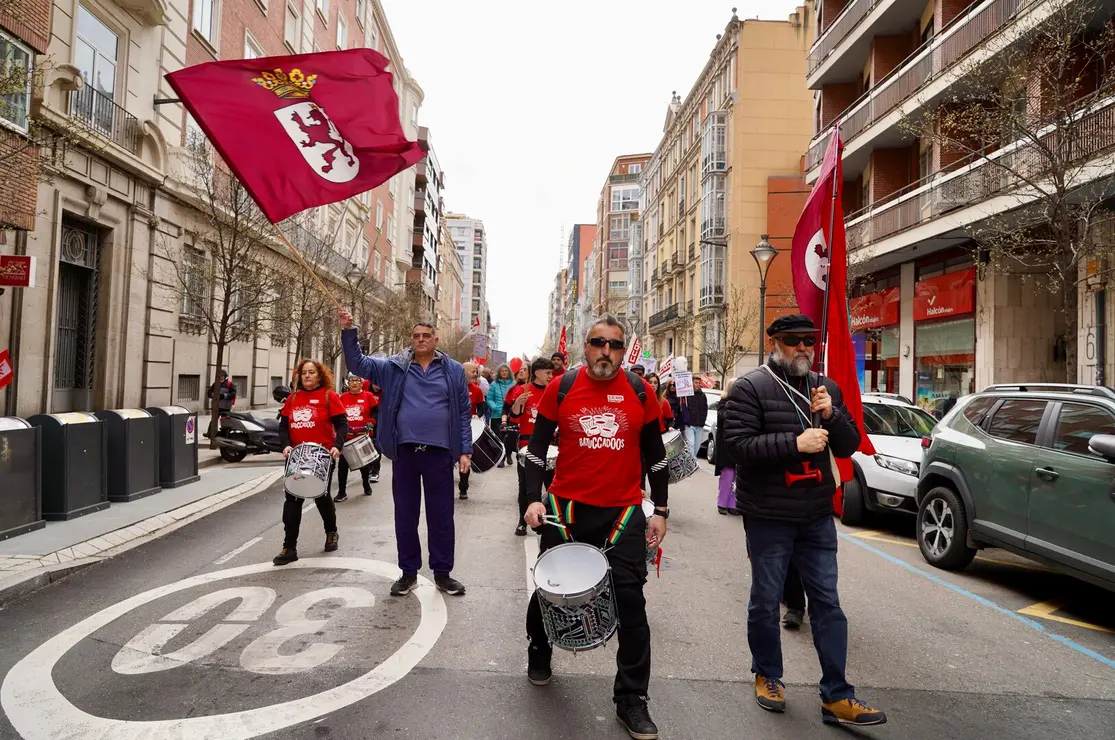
[
  {"xmin": 27, "ymin": 412, "xmax": 108, "ymax": 520},
  {"xmin": 145, "ymin": 405, "xmax": 200, "ymax": 487},
  {"xmin": 94, "ymin": 408, "xmax": 161, "ymax": 502},
  {"xmin": 0, "ymin": 417, "xmax": 45, "ymax": 540}
]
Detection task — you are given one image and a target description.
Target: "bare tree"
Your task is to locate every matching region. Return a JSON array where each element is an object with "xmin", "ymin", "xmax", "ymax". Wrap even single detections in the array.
[
  {"xmin": 901, "ymin": 0, "xmax": 1115, "ymax": 382},
  {"xmin": 698, "ymin": 286, "xmax": 763, "ymax": 386},
  {"xmin": 156, "ymin": 143, "xmax": 284, "ymax": 446}
]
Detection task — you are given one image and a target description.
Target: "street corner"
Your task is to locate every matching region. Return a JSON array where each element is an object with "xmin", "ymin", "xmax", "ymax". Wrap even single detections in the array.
[{"xmin": 0, "ymin": 558, "xmax": 447, "ymax": 739}]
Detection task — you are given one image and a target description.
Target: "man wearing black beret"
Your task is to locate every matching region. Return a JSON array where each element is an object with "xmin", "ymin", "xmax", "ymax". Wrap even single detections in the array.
[{"xmin": 722, "ymin": 314, "xmax": 887, "ymax": 727}]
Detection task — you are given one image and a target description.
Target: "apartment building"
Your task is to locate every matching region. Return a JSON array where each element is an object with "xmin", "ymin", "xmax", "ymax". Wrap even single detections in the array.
[
  {"xmin": 0, "ymin": 0, "xmax": 422, "ymax": 418},
  {"xmin": 435, "ymin": 219, "xmax": 463, "ymax": 332},
  {"xmin": 641, "ymin": 8, "xmax": 814, "ymax": 372},
  {"xmin": 546, "ymin": 268, "xmax": 567, "ymax": 352},
  {"xmin": 804, "ymin": 0, "xmax": 1108, "ymax": 411},
  {"xmin": 593, "ymin": 154, "xmax": 651, "ymax": 323},
  {"xmin": 564, "ymin": 224, "xmax": 597, "ymax": 349},
  {"xmin": 446, "ymin": 213, "xmax": 490, "ymax": 334},
  {"xmin": 410, "ymin": 126, "xmax": 443, "ymax": 317}
]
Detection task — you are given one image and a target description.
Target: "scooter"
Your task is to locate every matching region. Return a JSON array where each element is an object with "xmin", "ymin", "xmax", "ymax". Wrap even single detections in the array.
[{"xmin": 214, "ymin": 385, "xmax": 291, "ymax": 463}]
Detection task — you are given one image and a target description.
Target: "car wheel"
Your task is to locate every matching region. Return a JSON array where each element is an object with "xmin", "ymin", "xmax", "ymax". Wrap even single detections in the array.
[
  {"xmin": 840, "ymin": 475, "xmax": 867, "ymax": 526},
  {"xmin": 219, "ymin": 447, "xmax": 248, "ymax": 463},
  {"xmin": 916, "ymin": 486, "xmax": 976, "ymax": 570},
  {"xmin": 706, "ymin": 435, "xmax": 716, "ymax": 466}
]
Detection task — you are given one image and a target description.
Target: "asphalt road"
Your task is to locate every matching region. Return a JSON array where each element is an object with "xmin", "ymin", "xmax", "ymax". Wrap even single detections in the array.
[{"xmin": 0, "ymin": 459, "xmax": 1112, "ymax": 740}]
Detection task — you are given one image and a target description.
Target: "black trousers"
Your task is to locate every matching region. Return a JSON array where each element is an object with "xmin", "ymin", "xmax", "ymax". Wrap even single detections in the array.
[
  {"xmin": 526, "ymin": 496, "xmax": 651, "ymax": 705},
  {"xmin": 282, "ymin": 488, "xmax": 337, "ymax": 548},
  {"xmin": 784, "ymin": 560, "xmax": 806, "ymax": 611},
  {"xmin": 337, "ymin": 454, "xmax": 372, "ymax": 494},
  {"xmin": 459, "ymin": 469, "xmax": 469, "ymax": 494},
  {"xmin": 515, "ymin": 458, "xmax": 554, "ymax": 522}
]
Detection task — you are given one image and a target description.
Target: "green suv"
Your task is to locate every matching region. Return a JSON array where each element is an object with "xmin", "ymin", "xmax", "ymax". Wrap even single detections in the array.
[{"xmin": 917, "ymin": 384, "xmax": 1115, "ymax": 592}]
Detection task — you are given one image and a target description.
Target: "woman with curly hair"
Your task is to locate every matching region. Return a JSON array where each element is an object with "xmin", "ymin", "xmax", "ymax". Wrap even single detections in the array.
[{"xmin": 274, "ymin": 358, "xmax": 347, "ymax": 565}]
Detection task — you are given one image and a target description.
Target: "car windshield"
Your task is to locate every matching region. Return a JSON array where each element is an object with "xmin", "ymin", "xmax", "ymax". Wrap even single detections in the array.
[{"xmin": 862, "ymin": 403, "xmax": 936, "ymax": 438}]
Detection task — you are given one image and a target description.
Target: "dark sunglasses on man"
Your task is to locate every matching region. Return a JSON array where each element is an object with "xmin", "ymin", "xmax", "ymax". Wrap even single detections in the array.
[
  {"xmin": 777, "ymin": 335, "xmax": 817, "ymax": 347},
  {"xmin": 587, "ymin": 337, "xmax": 626, "ymax": 351}
]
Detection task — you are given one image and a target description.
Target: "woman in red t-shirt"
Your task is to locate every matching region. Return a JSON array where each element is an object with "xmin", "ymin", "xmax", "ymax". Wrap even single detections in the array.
[
  {"xmin": 645, "ymin": 373, "xmax": 674, "ymax": 431},
  {"xmin": 274, "ymin": 358, "xmax": 347, "ymax": 566},
  {"xmin": 334, "ymin": 374, "xmax": 379, "ymax": 503}
]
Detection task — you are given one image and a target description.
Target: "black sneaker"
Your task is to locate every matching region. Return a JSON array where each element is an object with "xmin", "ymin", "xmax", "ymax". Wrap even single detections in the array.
[
  {"xmin": 334, "ymin": 491, "xmax": 348, "ymax": 503},
  {"xmin": 324, "ymin": 532, "xmax": 339, "ymax": 552},
  {"xmin": 458, "ymin": 491, "xmax": 468, "ymax": 500},
  {"xmin": 435, "ymin": 574, "xmax": 465, "ymax": 595},
  {"xmin": 363, "ymin": 487, "xmax": 372, "ymax": 496},
  {"xmin": 783, "ymin": 608, "xmax": 805, "ymax": 630},
  {"xmin": 390, "ymin": 574, "xmax": 418, "ymax": 596},
  {"xmin": 515, "ymin": 523, "xmax": 527, "ymax": 536},
  {"xmin": 272, "ymin": 547, "xmax": 298, "ymax": 566},
  {"xmin": 527, "ymin": 642, "xmax": 552, "ymax": 686},
  {"xmin": 369, "ymin": 472, "xmax": 380, "ymax": 483},
  {"xmin": 616, "ymin": 701, "xmax": 658, "ymax": 740}
]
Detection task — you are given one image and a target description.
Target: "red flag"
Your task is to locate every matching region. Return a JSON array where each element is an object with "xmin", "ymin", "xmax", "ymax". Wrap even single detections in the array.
[
  {"xmin": 558, "ymin": 326, "xmax": 567, "ymax": 358},
  {"xmin": 0, "ymin": 348, "xmax": 12, "ymax": 390},
  {"xmin": 166, "ymin": 49, "xmax": 425, "ymax": 224},
  {"xmin": 790, "ymin": 128, "xmax": 875, "ymax": 483},
  {"xmin": 472, "ymin": 315, "xmax": 481, "ymax": 330}
]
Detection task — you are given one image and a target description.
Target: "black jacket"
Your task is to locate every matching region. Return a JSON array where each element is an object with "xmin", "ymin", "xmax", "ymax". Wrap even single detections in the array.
[
  {"xmin": 667, "ymin": 388, "xmax": 708, "ymax": 429},
  {"xmin": 722, "ymin": 360, "xmax": 860, "ymax": 522},
  {"xmin": 712, "ymin": 403, "xmax": 733, "ymax": 476}
]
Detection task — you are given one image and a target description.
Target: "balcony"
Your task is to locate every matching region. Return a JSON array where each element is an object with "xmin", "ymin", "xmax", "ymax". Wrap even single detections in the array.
[
  {"xmin": 688, "ymin": 243, "xmax": 696, "ymax": 261},
  {"xmin": 69, "ymin": 85, "xmax": 140, "ymax": 154},
  {"xmin": 808, "ymin": 0, "xmax": 929, "ymax": 86},
  {"xmin": 651, "ymin": 268, "xmax": 658, "ymax": 283},
  {"xmin": 806, "ymin": 0, "xmax": 1030, "ymax": 177},
  {"xmin": 846, "ymin": 85, "xmax": 1115, "ymax": 260},
  {"xmin": 609, "ymin": 259, "xmax": 629, "ymax": 269},
  {"xmin": 702, "ymin": 112, "xmax": 728, "ymax": 178},
  {"xmin": 609, "ymin": 172, "xmax": 640, "ymax": 184},
  {"xmin": 700, "ymin": 286, "xmax": 725, "ymax": 310},
  {"xmin": 614, "ymin": 199, "xmax": 639, "ymax": 211},
  {"xmin": 671, "ymin": 254, "xmax": 683, "ymax": 274},
  {"xmin": 648, "ymin": 303, "xmax": 680, "ymax": 330}
]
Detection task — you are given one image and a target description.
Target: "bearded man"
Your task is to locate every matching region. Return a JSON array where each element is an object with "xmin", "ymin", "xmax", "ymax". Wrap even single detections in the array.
[{"xmin": 721, "ymin": 314, "xmax": 887, "ymax": 727}]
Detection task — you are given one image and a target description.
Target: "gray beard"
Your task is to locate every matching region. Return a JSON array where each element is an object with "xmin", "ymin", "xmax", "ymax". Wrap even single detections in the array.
[
  {"xmin": 589, "ymin": 359, "xmax": 618, "ymax": 379},
  {"xmin": 773, "ymin": 346, "xmax": 812, "ymax": 377}
]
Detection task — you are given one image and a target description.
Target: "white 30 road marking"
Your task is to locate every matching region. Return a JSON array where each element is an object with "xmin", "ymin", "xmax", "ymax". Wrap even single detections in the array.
[{"xmin": 0, "ymin": 559, "xmax": 447, "ymax": 740}]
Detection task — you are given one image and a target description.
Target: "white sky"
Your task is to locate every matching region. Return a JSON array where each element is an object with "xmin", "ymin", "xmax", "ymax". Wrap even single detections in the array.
[{"xmin": 381, "ymin": 0, "xmax": 804, "ymax": 357}]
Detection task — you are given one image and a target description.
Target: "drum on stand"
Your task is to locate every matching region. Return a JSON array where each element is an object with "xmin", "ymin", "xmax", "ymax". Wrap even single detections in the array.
[
  {"xmin": 284, "ymin": 442, "xmax": 333, "ymax": 499},
  {"xmin": 470, "ymin": 418, "xmax": 505, "ymax": 473},
  {"xmin": 533, "ymin": 542, "xmax": 618, "ymax": 652},
  {"xmin": 342, "ymin": 432, "xmax": 379, "ymax": 470}
]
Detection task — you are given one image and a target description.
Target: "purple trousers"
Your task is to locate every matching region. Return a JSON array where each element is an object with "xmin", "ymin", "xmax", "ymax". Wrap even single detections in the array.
[
  {"xmin": 718, "ymin": 467, "xmax": 736, "ymax": 509},
  {"xmin": 392, "ymin": 444, "xmax": 456, "ymax": 577}
]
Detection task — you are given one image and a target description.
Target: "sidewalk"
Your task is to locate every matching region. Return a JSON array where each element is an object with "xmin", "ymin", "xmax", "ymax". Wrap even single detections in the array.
[{"xmin": 0, "ymin": 457, "xmax": 285, "ymax": 604}]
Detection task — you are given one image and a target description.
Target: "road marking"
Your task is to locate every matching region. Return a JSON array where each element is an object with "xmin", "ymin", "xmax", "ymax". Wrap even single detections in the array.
[
  {"xmin": 0, "ymin": 558, "xmax": 448, "ymax": 739},
  {"xmin": 839, "ymin": 533, "xmax": 1115, "ymax": 671},
  {"xmin": 1017, "ymin": 600, "xmax": 1115, "ymax": 635},
  {"xmin": 524, "ymin": 536, "xmax": 540, "ymax": 595},
  {"xmin": 214, "ymin": 537, "xmax": 263, "ymax": 565},
  {"xmin": 303, "ymin": 501, "xmax": 313, "ymax": 513},
  {"xmin": 846, "ymin": 529, "xmax": 1054, "ymax": 572}
]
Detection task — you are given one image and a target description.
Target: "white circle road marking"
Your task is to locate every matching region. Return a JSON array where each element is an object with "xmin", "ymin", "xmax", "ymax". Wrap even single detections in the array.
[{"xmin": 0, "ymin": 558, "xmax": 447, "ymax": 739}]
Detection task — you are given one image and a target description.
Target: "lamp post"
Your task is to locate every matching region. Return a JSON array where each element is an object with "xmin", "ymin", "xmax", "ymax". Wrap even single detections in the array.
[{"xmin": 750, "ymin": 234, "xmax": 778, "ymax": 367}]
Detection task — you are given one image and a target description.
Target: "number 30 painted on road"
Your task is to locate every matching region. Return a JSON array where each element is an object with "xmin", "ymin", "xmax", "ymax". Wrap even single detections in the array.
[{"xmin": 111, "ymin": 586, "xmax": 375, "ymax": 675}]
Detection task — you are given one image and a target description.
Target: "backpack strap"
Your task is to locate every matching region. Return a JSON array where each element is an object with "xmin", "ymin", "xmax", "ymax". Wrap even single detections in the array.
[
  {"xmin": 624, "ymin": 370, "xmax": 647, "ymax": 404},
  {"xmin": 556, "ymin": 366, "xmax": 580, "ymax": 405},
  {"xmin": 556, "ymin": 367, "xmax": 647, "ymax": 405}
]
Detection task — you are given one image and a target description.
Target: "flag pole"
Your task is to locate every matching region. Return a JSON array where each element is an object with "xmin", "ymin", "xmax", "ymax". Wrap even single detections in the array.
[
  {"xmin": 271, "ymin": 222, "xmax": 345, "ymax": 313},
  {"xmin": 814, "ymin": 124, "xmax": 841, "ymax": 428}
]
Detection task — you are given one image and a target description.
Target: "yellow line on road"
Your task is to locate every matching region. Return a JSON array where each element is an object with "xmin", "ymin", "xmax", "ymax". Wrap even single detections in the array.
[
  {"xmin": 845, "ymin": 529, "xmax": 1054, "ymax": 573},
  {"xmin": 1017, "ymin": 601, "xmax": 1115, "ymax": 634}
]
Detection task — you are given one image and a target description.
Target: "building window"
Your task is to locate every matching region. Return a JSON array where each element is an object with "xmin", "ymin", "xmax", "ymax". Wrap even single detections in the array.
[
  {"xmin": 609, "ymin": 214, "xmax": 632, "ymax": 240},
  {"xmin": 376, "ymin": 201, "xmax": 384, "ymax": 230},
  {"xmin": 244, "ymin": 31, "xmax": 264, "ymax": 59},
  {"xmin": 374, "ymin": 252, "xmax": 381, "ymax": 278},
  {"xmin": 369, "ymin": 20, "xmax": 378, "ymax": 49},
  {"xmin": 317, "ymin": 0, "xmax": 329, "ymax": 22},
  {"xmin": 629, "ymin": 163, "xmax": 642, "ymax": 174},
  {"xmin": 284, "ymin": 3, "xmax": 300, "ymax": 52},
  {"xmin": 184, "ymin": 112, "xmax": 206, "ymax": 149},
  {"xmin": 270, "ymin": 375, "xmax": 283, "ymax": 392},
  {"xmin": 355, "ymin": 0, "xmax": 365, "ymax": 26},
  {"xmin": 74, "ymin": 4, "xmax": 119, "ymax": 128},
  {"xmin": 386, "ymin": 213, "xmax": 395, "ymax": 243},
  {"xmin": 336, "ymin": 15, "xmax": 347, "ymax": 48},
  {"xmin": 177, "ymin": 375, "xmax": 201, "ymax": 402},
  {"xmin": 232, "ymin": 375, "xmax": 248, "ymax": 399},
  {"xmin": 915, "ymin": 317, "xmax": 975, "ymax": 416},
  {"xmin": 611, "ymin": 186, "xmax": 639, "ymax": 212},
  {"xmin": 192, "ymin": 0, "xmax": 219, "ymax": 46},
  {"xmin": 181, "ymin": 247, "xmax": 207, "ymax": 316},
  {"xmin": 0, "ymin": 32, "xmax": 33, "ymax": 132}
]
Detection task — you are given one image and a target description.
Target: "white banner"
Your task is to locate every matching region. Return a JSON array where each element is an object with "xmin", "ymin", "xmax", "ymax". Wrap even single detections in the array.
[
  {"xmin": 641, "ymin": 357, "xmax": 658, "ymax": 375},
  {"xmin": 674, "ymin": 372, "xmax": 694, "ymax": 397},
  {"xmin": 624, "ymin": 335, "xmax": 642, "ymax": 367},
  {"xmin": 659, "ymin": 354, "xmax": 674, "ymax": 378}
]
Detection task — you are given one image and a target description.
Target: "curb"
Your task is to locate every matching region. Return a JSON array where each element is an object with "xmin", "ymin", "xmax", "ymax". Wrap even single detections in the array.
[{"xmin": 0, "ymin": 469, "xmax": 284, "ymax": 606}]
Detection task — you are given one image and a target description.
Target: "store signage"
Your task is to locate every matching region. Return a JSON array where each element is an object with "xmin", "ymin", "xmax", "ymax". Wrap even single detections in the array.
[
  {"xmin": 914, "ymin": 268, "xmax": 975, "ymax": 321},
  {"xmin": 0, "ymin": 255, "xmax": 35, "ymax": 288},
  {"xmin": 849, "ymin": 287, "xmax": 900, "ymax": 330},
  {"xmin": 0, "ymin": 348, "xmax": 12, "ymax": 390}
]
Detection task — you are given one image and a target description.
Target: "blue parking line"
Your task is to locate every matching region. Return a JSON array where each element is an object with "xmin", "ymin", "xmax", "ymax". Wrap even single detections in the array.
[{"xmin": 838, "ymin": 532, "xmax": 1115, "ymax": 671}]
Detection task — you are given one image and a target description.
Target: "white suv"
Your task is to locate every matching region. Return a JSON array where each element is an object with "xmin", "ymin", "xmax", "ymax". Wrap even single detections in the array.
[{"xmin": 842, "ymin": 394, "xmax": 937, "ymax": 525}]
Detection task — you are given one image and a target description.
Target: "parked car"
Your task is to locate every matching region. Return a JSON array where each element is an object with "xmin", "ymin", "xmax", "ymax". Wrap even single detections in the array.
[
  {"xmin": 698, "ymin": 388, "xmax": 720, "ymax": 460},
  {"xmin": 917, "ymin": 383, "xmax": 1115, "ymax": 592},
  {"xmin": 840, "ymin": 394, "xmax": 937, "ymax": 525}
]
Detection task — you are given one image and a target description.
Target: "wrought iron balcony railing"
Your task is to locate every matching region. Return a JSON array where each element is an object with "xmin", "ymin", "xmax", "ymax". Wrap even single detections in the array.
[{"xmin": 69, "ymin": 85, "xmax": 141, "ymax": 154}]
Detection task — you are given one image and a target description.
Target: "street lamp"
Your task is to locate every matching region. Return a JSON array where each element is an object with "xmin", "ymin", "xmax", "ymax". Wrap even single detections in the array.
[{"xmin": 750, "ymin": 234, "xmax": 778, "ymax": 367}]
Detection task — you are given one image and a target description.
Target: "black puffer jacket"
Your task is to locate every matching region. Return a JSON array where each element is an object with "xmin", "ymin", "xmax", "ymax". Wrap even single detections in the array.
[{"xmin": 722, "ymin": 359, "xmax": 860, "ymax": 522}]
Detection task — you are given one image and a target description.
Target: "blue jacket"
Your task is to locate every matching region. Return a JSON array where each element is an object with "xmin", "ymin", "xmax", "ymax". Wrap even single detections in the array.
[
  {"xmin": 342, "ymin": 328, "xmax": 472, "ymax": 461},
  {"xmin": 486, "ymin": 377, "xmax": 515, "ymax": 417}
]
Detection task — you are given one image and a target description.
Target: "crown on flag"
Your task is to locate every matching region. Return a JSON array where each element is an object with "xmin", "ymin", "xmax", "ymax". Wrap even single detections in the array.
[{"xmin": 251, "ymin": 68, "xmax": 317, "ymax": 99}]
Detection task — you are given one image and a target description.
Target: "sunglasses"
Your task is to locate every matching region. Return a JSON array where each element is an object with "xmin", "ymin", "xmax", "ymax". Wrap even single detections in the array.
[
  {"xmin": 777, "ymin": 335, "xmax": 817, "ymax": 347},
  {"xmin": 587, "ymin": 337, "xmax": 625, "ymax": 351}
]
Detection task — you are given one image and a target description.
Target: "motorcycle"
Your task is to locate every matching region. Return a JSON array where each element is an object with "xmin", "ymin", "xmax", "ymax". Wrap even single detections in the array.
[{"xmin": 214, "ymin": 385, "xmax": 291, "ymax": 463}]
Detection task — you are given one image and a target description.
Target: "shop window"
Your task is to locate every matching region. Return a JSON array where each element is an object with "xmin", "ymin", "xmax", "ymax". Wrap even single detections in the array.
[
  {"xmin": 1052, "ymin": 403, "xmax": 1115, "ymax": 456},
  {"xmin": 986, "ymin": 399, "xmax": 1048, "ymax": 445},
  {"xmin": 914, "ymin": 317, "xmax": 975, "ymax": 417}
]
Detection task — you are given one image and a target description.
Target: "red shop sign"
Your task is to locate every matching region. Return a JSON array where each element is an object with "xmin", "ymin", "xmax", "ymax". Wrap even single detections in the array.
[
  {"xmin": 850, "ymin": 287, "xmax": 900, "ymax": 330},
  {"xmin": 914, "ymin": 267, "xmax": 975, "ymax": 321},
  {"xmin": 0, "ymin": 255, "xmax": 36, "ymax": 288}
]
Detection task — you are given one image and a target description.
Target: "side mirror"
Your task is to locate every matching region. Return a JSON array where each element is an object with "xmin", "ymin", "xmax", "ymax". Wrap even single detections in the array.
[
  {"xmin": 272, "ymin": 385, "xmax": 291, "ymax": 404},
  {"xmin": 1087, "ymin": 433, "xmax": 1115, "ymax": 461}
]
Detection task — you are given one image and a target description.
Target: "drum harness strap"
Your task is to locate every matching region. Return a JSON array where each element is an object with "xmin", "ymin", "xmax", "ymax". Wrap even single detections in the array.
[{"xmin": 544, "ymin": 493, "xmax": 663, "ymax": 577}]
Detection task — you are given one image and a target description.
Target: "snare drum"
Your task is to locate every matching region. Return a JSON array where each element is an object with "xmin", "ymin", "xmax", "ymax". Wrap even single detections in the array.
[
  {"xmin": 533, "ymin": 542, "xmax": 618, "ymax": 652},
  {"xmin": 518, "ymin": 444, "xmax": 559, "ymax": 470},
  {"xmin": 470, "ymin": 418, "xmax": 505, "ymax": 473},
  {"xmin": 341, "ymin": 433, "xmax": 379, "ymax": 470},
  {"xmin": 662, "ymin": 429, "xmax": 687, "ymax": 458},
  {"xmin": 284, "ymin": 442, "xmax": 333, "ymax": 499},
  {"xmin": 661, "ymin": 429, "xmax": 698, "ymax": 484}
]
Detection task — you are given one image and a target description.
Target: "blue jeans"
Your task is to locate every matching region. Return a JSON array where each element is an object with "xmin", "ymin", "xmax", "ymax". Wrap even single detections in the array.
[
  {"xmin": 743, "ymin": 514, "xmax": 853, "ymax": 703},
  {"xmin": 682, "ymin": 425, "xmax": 703, "ymax": 456}
]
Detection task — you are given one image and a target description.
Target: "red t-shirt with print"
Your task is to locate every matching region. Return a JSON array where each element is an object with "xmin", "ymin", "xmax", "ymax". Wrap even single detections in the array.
[
  {"xmin": 658, "ymin": 396, "xmax": 674, "ymax": 432},
  {"xmin": 537, "ymin": 368, "xmax": 661, "ymax": 508},
  {"xmin": 510, "ymin": 382, "xmax": 549, "ymax": 448},
  {"xmin": 468, "ymin": 382, "xmax": 485, "ymax": 417},
  {"xmin": 340, "ymin": 390, "xmax": 378, "ymax": 437},
  {"xmin": 281, "ymin": 386, "xmax": 347, "ymax": 448}
]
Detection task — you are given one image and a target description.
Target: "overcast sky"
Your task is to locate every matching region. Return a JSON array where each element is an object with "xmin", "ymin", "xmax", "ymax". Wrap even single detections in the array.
[{"xmin": 381, "ymin": 0, "xmax": 804, "ymax": 357}]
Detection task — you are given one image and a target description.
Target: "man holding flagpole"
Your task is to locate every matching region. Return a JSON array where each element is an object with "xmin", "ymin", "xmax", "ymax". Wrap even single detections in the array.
[{"xmin": 721, "ymin": 127, "xmax": 885, "ymax": 727}]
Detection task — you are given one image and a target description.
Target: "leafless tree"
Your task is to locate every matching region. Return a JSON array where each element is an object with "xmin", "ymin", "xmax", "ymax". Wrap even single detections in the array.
[
  {"xmin": 698, "ymin": 286, "xmax": 763, "ymax": 386},
  {"xmin": 901, "ymin": 0, "xmax": 1115, "ymax": 382}
]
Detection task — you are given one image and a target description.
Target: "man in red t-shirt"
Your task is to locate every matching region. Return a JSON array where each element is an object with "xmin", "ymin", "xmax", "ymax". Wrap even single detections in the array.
[
  {"xmin": 335, "ymin": 374, "xmax": 379, "ymax": 502},
  {"xmin": 522, "ymin": 316, "xmax": 668, "ymax": 739},
  {"xmin": 458, "ymin": 362, "xmax": 487, "ymax": 500},
  {"xmin": 508, "ymin": 356, "xmax": 555, "ymax": 535},
  {"xmin": 549, "ymin": 352, "xmax": 566, "ymax": 378}
]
